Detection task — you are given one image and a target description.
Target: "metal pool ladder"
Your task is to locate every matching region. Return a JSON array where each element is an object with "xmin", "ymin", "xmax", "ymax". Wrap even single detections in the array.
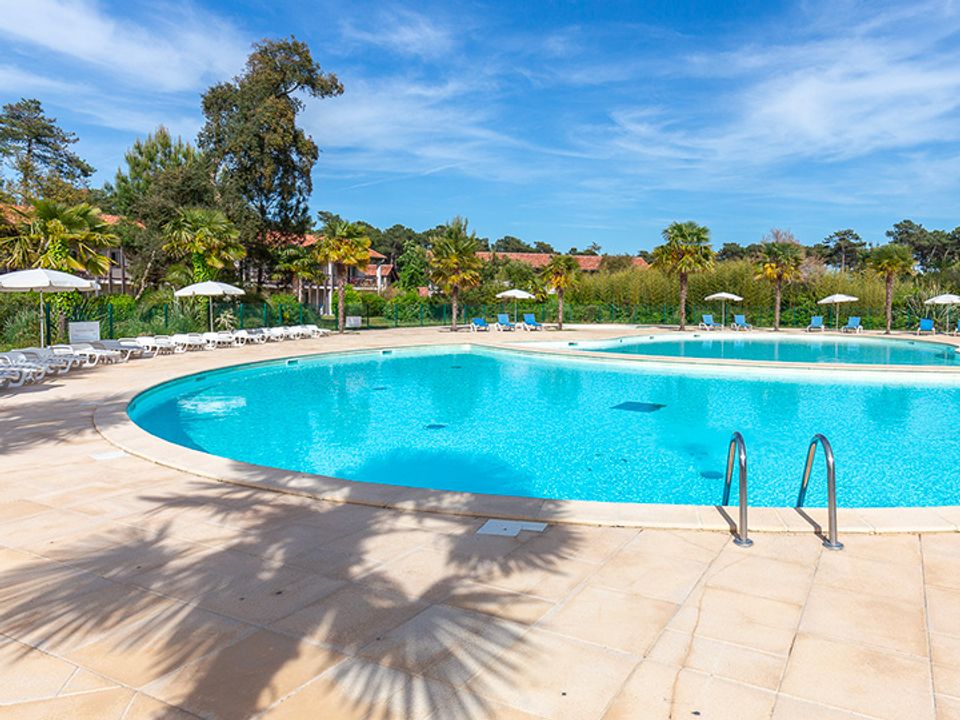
[
  {"xmin": 722, "ymin": 431, "xmax": 753, "ymax": 547},
  {"xmin": 797, "ymin": 434, "xmax": 844, "ymax": 550}
]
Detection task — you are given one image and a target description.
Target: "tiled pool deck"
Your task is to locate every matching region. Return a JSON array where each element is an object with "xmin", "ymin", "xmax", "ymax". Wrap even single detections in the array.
[{"xmin": 2, "ymin": 326, "xmax": 959, "ymax": 719}]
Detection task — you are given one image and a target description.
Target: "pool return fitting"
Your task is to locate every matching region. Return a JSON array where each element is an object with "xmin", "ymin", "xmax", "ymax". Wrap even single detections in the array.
[{"xmin": 721, "ymin": 432, "xmax": 843, "ymax": 550}]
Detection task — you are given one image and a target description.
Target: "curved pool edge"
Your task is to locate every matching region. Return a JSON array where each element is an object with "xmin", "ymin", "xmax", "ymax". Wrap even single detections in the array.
[{"xmin": 94, "ymin": 340, "xmax": 960, "ymax": 535}]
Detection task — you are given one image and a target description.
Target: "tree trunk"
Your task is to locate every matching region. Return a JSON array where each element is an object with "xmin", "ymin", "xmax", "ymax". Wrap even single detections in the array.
[
  {"xmin": 774, "ymin": 279, "xmax": 782, "ymax": 330},
  {"xmin": 451, "ymin": 287, "xmax": 459, "ymax": 331},
  {"xmin": 885, "ymin": 274, "xmax": 894, "ymax": 334},
  {"xmin": 558, "ymin": 289, "xmax": 565, "ymax": 330},
  {"xmin": 678, "ymin": 273, "xmax": 688, "ymax": 330},
  {"xmin": 337, "ymin": 265, "xmax": 346, "ymax": 333}
]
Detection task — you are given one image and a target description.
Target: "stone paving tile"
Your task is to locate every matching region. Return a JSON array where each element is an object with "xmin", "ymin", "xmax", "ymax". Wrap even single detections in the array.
[
  {"xmin": 124, "ymin": 693, "xmax": 203, "ymax": 719},
  {"xmin": 800, "ymin": 583, "xmax": 928, "ymax": 656},
  {"xmin": 357, "ymin": 604, "xmax": 527, "ymax": 684},
  {"xmin": 442, "ymin": 579, "xmax": 557, "ymax": 624},
  {"xmin": 0, "ymin": 500, "xmax": 52, "ymax": 522},
  {"xmin": 938, "ymin": 694, "xmax": 960, "ymax": 720},
  {"xmin": 669, "ymin": 586, "xmax": 803, "ymax": 656},
  {"xmin": 779, "ymin": 633, "xmax": 936, "ymax": 720},
  {"xmin": 269, "ymin": 577, "xmax": 428, "ymax": 653},
  {"xmin": 0, "ymin": 636, "xmax": 79, "ymax": 704},
  {"xmin": 704, "ymin": 549, "xmax": 815, "ymax": 605},
  {"xmin": 815, "ymin": 547, "xmax": 925, "ymax": 602},
  {"xmin": 923, "ymin": 548, "xmax": 960, "ymax": 592},
  {"xmin": 771, "ymin": 696, "xmax": 886, "ymax": 719},
  {"xmin": 927, "ymin": 586, "xmax": 960, "ymax": 638},
  {"xmin": 603, "ymin": 662, "xmax": 779, "ymax": 719},
  {"xmin": 190, "ymin": 565, "xmax": 344, "ymax": 625},
  {"xmin": 538, "ymin": 584, "xmax": 677, "ymax": 655},
  {"xmin": 589, "ymin": 544, "xmax": 713, "ymax": 604},
  {"xmin": 0, "ymin": 687, "xmax": 136, "ymax": 719},
  {"xmin": 465, "ymin": 625, "xmax": 639, "ymax": 719},
  {"xmin": 647, "ymin": 629, "xmax": 787, "ymax": 691},
  {"xmin": 932, "ymin": 632, "xmax": 960, "ymax": 702},
  {"xmin": 64, "ymin": 603, "xmax": 254, "ymax": 687},
  {"xmin": 142, "ymin": 629, "xmax": 345, "ymax": 719}
]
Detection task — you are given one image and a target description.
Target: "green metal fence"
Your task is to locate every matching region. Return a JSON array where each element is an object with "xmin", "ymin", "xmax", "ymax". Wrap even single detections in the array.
[
  {"xmin": 2, "ymin": 294, "xmax": 944, "ymax": 350},
  {"xmin": 67, "ymin": 299, "xmax": 942, "ymax": 338}
]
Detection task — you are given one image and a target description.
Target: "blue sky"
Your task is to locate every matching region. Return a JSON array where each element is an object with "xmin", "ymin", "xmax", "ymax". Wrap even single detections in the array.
[{"xmin": 2, "ymin": 0, "xmax": 959, "ymax": 252}]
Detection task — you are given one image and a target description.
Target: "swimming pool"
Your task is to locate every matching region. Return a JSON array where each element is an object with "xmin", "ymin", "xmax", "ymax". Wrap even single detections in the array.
[
  {"xmin": 128, "ymin": 346, "xmax": 960, "ymax": 508},
  {"xmin": 551, "ymin": 333, "xmax": 960, "ymax": 366}
]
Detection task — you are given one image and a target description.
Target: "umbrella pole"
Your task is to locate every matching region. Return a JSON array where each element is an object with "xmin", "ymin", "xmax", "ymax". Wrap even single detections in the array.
[
  {"xmin": 722, "ymin": 301, "xmax": 726, "ymax": 328},
  {"xmin": 39, "ymin": 292, "xmax": 45, "ymax": 348},
  {"xmin": 209, "ymin": 298, "xmax": 214, "ymax": 332}
]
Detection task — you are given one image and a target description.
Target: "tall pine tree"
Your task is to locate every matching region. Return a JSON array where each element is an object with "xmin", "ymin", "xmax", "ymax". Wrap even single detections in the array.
[{"xmin": 198, "ymin": 37, "xmax": 343, "ymax": 286}]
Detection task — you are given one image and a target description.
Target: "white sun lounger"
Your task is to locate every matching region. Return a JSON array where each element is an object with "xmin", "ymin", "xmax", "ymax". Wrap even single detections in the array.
[
  {"xmin": 18, "ymin": 347, "xmax": 83, "ymax": 373},
  {"xmin": 171, "ymin": 334, "xmax": 209, "ymax": 351},
  {"xmin": 0, "ymin": 353, "xmax": 48, "ymax": 383},
  {"xmin": 54, "ymin": 343, "xmax": 123, "ymax": 365},
  {"xmin": 137, "ymin": 335, "xmax": 183, "ymax": 354},
  {"xmin": 0, "ymin": 366, "xmax": 30, "ymax": 388},
  {"xmin": 232, "ymin": 329, "xmax": 264, "ymax": 345}
]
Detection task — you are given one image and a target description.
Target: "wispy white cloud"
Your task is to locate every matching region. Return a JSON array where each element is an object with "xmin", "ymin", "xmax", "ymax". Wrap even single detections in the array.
[
  {"xmin": 564, "ymin": 0, "xmax": 960, "ymax": 207},
  {"xmin": 304, "ymin": 73, "xmax": 551, "ymax": 184},
  {"xmin": 339, "ymin": 8, "xmax": 456, "ymax": 60},
  {"xmin": 0, "ymin": 0, "xmax": 248, "ymax": 92}
]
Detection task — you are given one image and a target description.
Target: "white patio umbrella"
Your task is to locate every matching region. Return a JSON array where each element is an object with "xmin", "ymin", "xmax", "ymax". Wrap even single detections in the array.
[
  {"xmin": 496, "ymin": 288, "xmax": 535, "ymax": 322},
  {"xmin": 174, "ymin": 281, "xmax": 244, "ymax": 331},
  {"xmin": 703, "ymin": 291, "xmax": 743, "ymax": 328},
  {"xmin": 818, "ymin": 293, "xmax": 859, "ymax": 330},
  {"xmin": 924, "ymin": 293, "xmax": 960, "ymax": 331},
  {"xmin": 0, "ymin": 268, "xmax": 100, "ymax": 347}
]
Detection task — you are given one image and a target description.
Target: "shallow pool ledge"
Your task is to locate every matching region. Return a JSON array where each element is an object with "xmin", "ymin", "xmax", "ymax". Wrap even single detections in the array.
[{"xmin": 95, "ymin": 394, "xmax": 960, "ymax": 535}]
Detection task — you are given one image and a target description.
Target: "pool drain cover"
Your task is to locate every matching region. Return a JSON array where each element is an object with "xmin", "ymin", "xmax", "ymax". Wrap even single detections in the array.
[
  {"xmin": 425, "ymin": 423, "xmax": 447, "ymax": 430},
  {"xmin": 477, "ymin": 520, "xmax": 548, "ymax": 537},
  {"xmin": 612, "ymin": 402, "xmax": 666, "ymax": 413}
]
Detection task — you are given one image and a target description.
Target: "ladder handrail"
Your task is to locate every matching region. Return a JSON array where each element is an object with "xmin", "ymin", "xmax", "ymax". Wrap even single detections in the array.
[
  {"xmin": 722, "ymin": 431, "xmax": 752, "ymax": 547},
  {"xmin": 797, "ymin": 433, "xmax": 843, "ymax": 550}
]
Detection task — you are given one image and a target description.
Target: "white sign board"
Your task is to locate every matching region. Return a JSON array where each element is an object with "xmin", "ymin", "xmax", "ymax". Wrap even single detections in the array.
[
  {"xmin": 346, "ymin": 315, "xmax": 362, "ymax": 329},
  {"xmin": 68, "ymin": 321, "xmax": 101, "ymax": 343}
]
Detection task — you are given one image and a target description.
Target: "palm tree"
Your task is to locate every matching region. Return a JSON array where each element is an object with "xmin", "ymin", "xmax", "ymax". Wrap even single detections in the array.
[
  {"xmin": 541, "ymin": 255, "xmax": 579, "ymax": 330},
  {"xmin": 162, "ymin": 208, "xmax": 244, "ymax": 282},
  {"xmin": 868, "ymin": 243, "xmax": 914, "ymax": 334},
  {"xmin": 755, "ymin": 239, "xmax": 804, "ymax": 330},
  {"xmin": 651, "ymin": 221, "xmax": 714, "ymax": 330},
  {"xmin": 316, "ymin": 220, "xmax": 371, "ymax": 333},
  {"xmin": 429, "ymin": 217, "xmax": 482, "ymax": 331},
  {"xmin": 3, "ymin": 200, "xmax": 116, "ymax": 275},
  {"xmin": 273, "ymin": 244, "xmax": 326, "ymax": 302}
]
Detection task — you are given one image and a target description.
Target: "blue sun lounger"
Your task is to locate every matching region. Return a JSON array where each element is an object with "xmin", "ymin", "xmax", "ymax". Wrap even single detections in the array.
[
  {"xmin": 496, "ymin": 313, "xmax": 516, "ymax": 331},
  {"xmin": 471, "ymin": 317, "xmax": 490, "ymax": 332},
  {"xmin": 841, "ymin": 316, "xmax": 862, "ymax": 334},
  {"xmin": 732, "ymin": 314, "xmax": 752, "ymax": 331},
  {"xmin": 917, "ymin": 318, "xmax": 935, "ymax": 335},
  {"xmin": 806, "ymin": 316, "xmax": 824, "ymax": 332},
  {"xmin": 698, "ymin": 314, "xmax": 720, "ymax": 330},
  {"xmin": 521, "ymin": 313, "xmax": 543, "ymax": 330}
]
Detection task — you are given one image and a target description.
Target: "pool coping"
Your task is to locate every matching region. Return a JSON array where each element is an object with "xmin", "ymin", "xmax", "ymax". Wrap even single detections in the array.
[{"xmin": 93, "ymin": 336, "xmax": 960, "ymax": 535}]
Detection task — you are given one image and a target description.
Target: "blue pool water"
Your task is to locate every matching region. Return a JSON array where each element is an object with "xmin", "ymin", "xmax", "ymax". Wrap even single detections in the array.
[
  {"xmin": 559, "ymin": 334, "xmax": 960, "ymax": 366},
  {"xmin": 129, "ymin": 346, "xmax": 960, "ymax": 508}
]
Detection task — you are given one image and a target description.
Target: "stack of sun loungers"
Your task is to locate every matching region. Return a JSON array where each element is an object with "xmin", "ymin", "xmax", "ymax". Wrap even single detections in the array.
[{"xmin": 0, "ymin": 324, "xmax": 331, "ymax": 392}]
